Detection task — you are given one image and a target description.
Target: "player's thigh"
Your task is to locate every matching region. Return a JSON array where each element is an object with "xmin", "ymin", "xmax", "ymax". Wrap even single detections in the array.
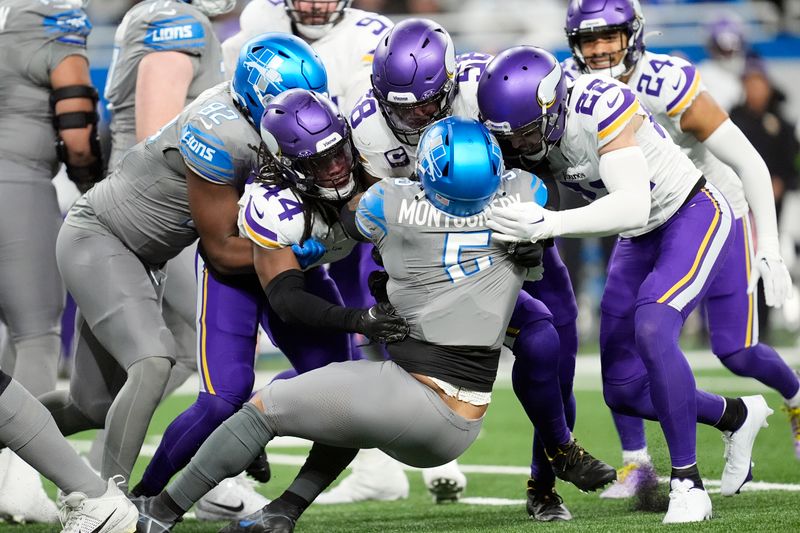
[
  {"xmin": 0, "ymin": 174, "xmax": 64, "ymax": 339},
  {"xmin": 196, "ymin": 259, "xmax": 260, "ymax": 404},
  {"xmin": 163, "ymin": 243, "xmax": 198, "ymax": 328},
  {"xmin": 704, "ymin": 216, "xmax": 758, "ymax": 355},
  {"xmin": 56, "ymin": 223, "xmax": 175, "ymax": 366}
]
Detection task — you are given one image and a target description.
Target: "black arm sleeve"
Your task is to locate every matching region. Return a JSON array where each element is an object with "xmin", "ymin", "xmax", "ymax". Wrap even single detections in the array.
[
  {"xmin": 339, "ymin": 203, "xmax": 370, "ymax": 242},
  {"xmin": 265, "ymin": 270, "xmax": 363, "ymax": 332}
]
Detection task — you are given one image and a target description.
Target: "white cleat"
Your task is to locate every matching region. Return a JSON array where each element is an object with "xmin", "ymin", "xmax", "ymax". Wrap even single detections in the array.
[
  {"xmin": 195, "ymin": 474, "xmax": 269, "ymax": 521},
  {"xmin": 421, "ymin": 460, "xmax": 467, "ymax": 503},
  {"xmin": 662, "ymin": 479, "xmax": 712, "ymax": 524},
  {"xmin": 58, "ymin": 476, "xmax": 139, "ymax": 533},
  {"xmin": 0, "ymin": 449, "xmax": 59, "ymax": 523},
  {"xmin": 721, "ymin": 395, "xmax": 773, "ymax": 496},
  {"xmin": 315, "ymin": 449, "xmax": 409, "ymax": 504}
]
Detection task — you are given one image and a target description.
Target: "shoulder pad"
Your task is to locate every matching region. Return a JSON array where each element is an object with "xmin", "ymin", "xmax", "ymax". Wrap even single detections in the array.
[
  {"xmin": 141, "ymin": 3, "xmax": 206, "ymax": 52},
  {"xmin": 41, "ymin": 5, "xmax": 91, "ymax": 46},
  {"xmin": 574, "ymin": 75, "xmax": 641, "ymax": 147},
  {"xmin": 239, "ymin": 183, "xmax": 307, "ymax": 249}
]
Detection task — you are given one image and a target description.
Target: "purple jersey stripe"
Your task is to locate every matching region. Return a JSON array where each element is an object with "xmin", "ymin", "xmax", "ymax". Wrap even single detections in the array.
[
  {"xmin": 596, "ymin": 88, "xmax": 636, "ymax": 133},
  {"xmin": 666, "ymin": 65, "xmax": 698, "ymax": 112}
]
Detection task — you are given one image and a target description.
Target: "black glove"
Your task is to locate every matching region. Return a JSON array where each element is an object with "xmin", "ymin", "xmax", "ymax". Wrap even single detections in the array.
[
  {"xmin": 354, "ymin": 302, "xmax": 409, "ymax": 344},
  {"xmin": 370, "ymin": 245, "xmax": 384, "ymax": 267},
  {"xmin": 508, "ymin": 241, "xmax": 544, "ymax": 269},
  {"xmin": 367, "ymin": 269, "xmax": 389, "ymax": 303}
]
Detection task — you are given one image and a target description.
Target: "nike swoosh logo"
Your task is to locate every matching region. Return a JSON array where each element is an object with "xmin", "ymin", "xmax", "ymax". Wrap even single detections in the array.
[
  {"xmin": 607, "ymin": 93, "xmax": 621, "ymax": 108},
  {"xmin": 253, "ymin": 203, "xmax": 265, "ymax": 219},
  {"xmin": 208, "ymin": 499, "xmax": 245, "ymax": 513},
  {"xmin": 91, "ymin": 511, "xmax": 115, "ymax": 533},
  {"xmin": 672, "ymin": 78, "xmax": 682, "ymax": 90}
]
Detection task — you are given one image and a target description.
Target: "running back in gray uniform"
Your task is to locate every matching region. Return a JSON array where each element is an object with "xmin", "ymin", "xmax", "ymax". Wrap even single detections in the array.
[
  {"xmin": 67, "ymin": 81, "xmax": 260, "ymax": 266},
  {"xmin": 0, "ymin": 0, "xmax": 91, "ymax": 397},
  {"xmin": 356, "ymin": 172, "xmax": 534, "ymax": 348},
  {"xmin": 105, "ymin": 0, "xmax": 224, "ymax": 168}
]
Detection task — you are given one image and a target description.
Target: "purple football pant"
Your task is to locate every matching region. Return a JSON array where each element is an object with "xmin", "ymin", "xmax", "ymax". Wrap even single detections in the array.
[
  {"xmin": 611, "ymin": 215, "xmax": 800, "ymax": 452},
  {"xmin": 520, "ymin": 245, "xmax": 579, "ymax": 482},
  {"xmin": 135, "ymin": 259, "xmax": 351, "ymax": 496},
  {"xmin": 507, "ymin": 288, "xmax": 573, "ymax": 483},
  {"xmin": 600, "ymin": 185, "xmax": 734, "ymax": 468}
]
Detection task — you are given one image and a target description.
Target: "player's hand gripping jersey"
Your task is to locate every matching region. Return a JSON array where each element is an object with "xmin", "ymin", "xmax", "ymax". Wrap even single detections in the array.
[
  {"xmin": 550, "ymin": 73, "xmax": 701, "ymax": 238},
  {"xmin": 350, "ymin": 52, "xmax": 490, "ymax": 180},
  {"xmin": 353, "ymin": 171, "xmax": 542, "ymax": 349},
  {"xmin": 67, "ymin": 82, "xmax": 260, "ymax": 265},
  {"xmin": 222, "ymin": 0, "xmax": 391, "ymax": 111},
  {"xmin": 0, "ymin": 0, "xmax": 91, "ymax": 175},
  {"xmin": 237, "ymin": 182, "xmax": 358, "ymax": 269},
  {"xmin": 104, "ymin": 0, "xmax": 224, "ymax": 166},
  {"xmin": 564, "ymin": 53, "xmax": 746, "ymax": 218}
]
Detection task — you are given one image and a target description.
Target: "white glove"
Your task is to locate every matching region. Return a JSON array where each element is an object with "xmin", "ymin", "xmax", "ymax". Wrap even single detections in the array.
[
  {"xmin": 526, "ymin": 264, "xmax": 545, "ymax": 282},
  {"xmin": 747, "ymin": 251, "xmax": 793, "ymax": 308},
  {"xmin": 486, "ymin": 202, "xmax": 562, "ymax": 243}
]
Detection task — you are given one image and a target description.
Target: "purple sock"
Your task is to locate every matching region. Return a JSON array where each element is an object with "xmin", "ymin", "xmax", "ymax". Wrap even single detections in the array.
[
  {"xmin": 634, "ymin": 303, "xmax": 698, "ymax": 467},
  {"xmin": 612, "ymin": 411, "xmax": 646, "ymax": 452},
  {"xmin": 133, "ymin": 393, "xmax": 239, "ymax": 496},
  {"xmin": 555, "ymin": 322, "xmax": 578, "ymax": 430},
  {"xmin": 512, "ymin": 319, "xmax": 571, "ymax": 480},
  {"xmin": 719, "ymin": 343, "xmax": 800, "ymax": 399}
]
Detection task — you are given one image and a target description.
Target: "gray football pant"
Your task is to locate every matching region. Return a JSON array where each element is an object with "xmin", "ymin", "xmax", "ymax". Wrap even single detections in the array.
[
  {"xmin": 46, "ymin": 221, "xmax": 175, "ymax": 487},
  {"xmin": 0, "ymin": 166, "xmax": 64, "ymax": 397},
  {"xmin": 0, "ymin": 373, "xmax": 106, "ymax": 498},
  {"xmin": 167, "ymin": 360, "xmax": 482, "ymax": 511}
]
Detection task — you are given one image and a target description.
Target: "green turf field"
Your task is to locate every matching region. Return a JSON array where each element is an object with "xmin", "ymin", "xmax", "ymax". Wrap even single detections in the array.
[{"xmin": 4, "ymin": 364, "xmax": 800, "ymax": 532}]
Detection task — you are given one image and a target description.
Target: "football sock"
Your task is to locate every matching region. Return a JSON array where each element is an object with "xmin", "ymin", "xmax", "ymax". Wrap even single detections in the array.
[
  {"xmin": 719, "ymin": 344, "xmax": 800, "ymax": 400},
  {"xmin": 101, "ymin": 356, "xmax": 172, "ymax": 491},
  {"xmin": 670, "ymin": 463, "xmax": 703, "ymax": 490},
  {"xmin": 11, "ymin": 333, "xmax": 60, "ymax": 398},
  {"xmin": 133, "ymin": 392, "xmax": 239, "ymax": 497},
  {"xmin": 713, "ymin": 397, "xmax": 748, "ymax": 433},
  {"xmin": 166, "ymin": 403, "xmax": 273, "ymax": 513},
  {"xmin": 0, "ymin": 377, "xmax": 106, "ymax": 497},
  {"xmin": 612, "ymin": 412, "xmax": 647, "ymax": 454},
  {"xmin": 634, "ymin": 303, "xmax": 697, "ymax": 468}
]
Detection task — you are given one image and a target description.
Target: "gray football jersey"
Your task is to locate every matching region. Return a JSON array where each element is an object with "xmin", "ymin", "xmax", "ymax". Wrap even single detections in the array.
[
  {"xmin": 67, "ymin": 81, "xmax": 260, "ymax": 266},
  {"xmin": 0, "ymin": 0, "xmax": 90, "ymax": 178},
  {"xmin": 104, "ymin": 0, "xmax": 223, "ymax": 167},
  {"xmin": 356, "ymin": 171, "xmax": 537, "ymax": 348}
]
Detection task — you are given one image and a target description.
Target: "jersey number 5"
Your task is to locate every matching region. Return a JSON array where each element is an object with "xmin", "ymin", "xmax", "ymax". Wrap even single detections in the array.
[{"xmin": 443, "ymin": 231, "xmax": 493, "ymax": 283}]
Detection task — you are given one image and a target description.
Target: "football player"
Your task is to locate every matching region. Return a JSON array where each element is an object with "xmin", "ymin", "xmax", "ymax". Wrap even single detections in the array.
[
  {"xmin": 561, "ymin": 0, "xmax": 799, "ymax": 496},
  {"xmin": 0, "ymin": 0, "xmax": 102, "ymax": 521},
  {"xmin": 351, "ymin": 18, "xmax": 607, "ymax": 516},
  {"xmin": 481, "ymin": 45, "xmax": 773, "ymax": 523},
  {"xmin": 135, "ymin": 113, "xmax": 538, "ymax": 533}
]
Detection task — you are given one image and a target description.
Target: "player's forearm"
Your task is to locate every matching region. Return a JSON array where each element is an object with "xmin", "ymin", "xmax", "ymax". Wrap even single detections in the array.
[
  {"xmin": 203, "ymin": 235, "xmax": 254, "ymax": 275},
  {"xmin": 703, "ymin": 118, "xmax": 780, "ymax": 253}
]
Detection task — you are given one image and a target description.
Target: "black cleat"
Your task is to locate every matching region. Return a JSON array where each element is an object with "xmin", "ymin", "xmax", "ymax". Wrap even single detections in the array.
[
  {"xmin": 219, "ymin": 500, "xmax": 300, "ymax": 533},
  {"xmin": 526, "ymin": 480, "xmax": 572, "ymax": 522},
  {"xmin": 245, "ymin": 449, "xmax": 272, "ymax": 484},
  {"xmin": 547, "ymin": 439, "xmax": 617, "ymax": 492}
]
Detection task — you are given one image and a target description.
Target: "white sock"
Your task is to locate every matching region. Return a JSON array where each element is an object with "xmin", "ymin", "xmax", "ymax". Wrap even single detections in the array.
[
  {"xmin": 622, "ymin": 448, "xmax": 651, "ymax": 466},
  {"xmin": 785, "ymin": 373, "xmax": 800, "ymax": 408}
]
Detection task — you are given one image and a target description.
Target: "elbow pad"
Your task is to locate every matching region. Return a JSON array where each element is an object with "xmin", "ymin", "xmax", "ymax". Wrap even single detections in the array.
[{"xmin": 50, "ymin": 85, "xmax": 104, "ymax": 192}]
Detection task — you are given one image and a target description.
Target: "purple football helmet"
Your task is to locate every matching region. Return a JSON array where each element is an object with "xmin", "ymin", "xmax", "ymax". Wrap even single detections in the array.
[
  {"xmin": 565, "ymin": 0, "xmax": 645, "ymax": 78},
  {"xmin": 707, "ymin": 14, "xmax": 745, "ymax": 58},
  {"xmin": 260, "ymin": 89, "xmax": 357, "ymax": 201},
  {"xmin": 477, "ymin": 46, "xmax": 567, "ymax": 164},
  {"xmin": 371, "ymin": 18, "xmax": 457, "ymax": 145}
]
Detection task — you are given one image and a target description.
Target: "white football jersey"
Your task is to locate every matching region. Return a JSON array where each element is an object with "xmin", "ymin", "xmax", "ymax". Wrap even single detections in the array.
[
  {"xmin": 350, "ymin": 53, "xmax": 490, "ymax": 180},
  {"xmin": 222, "ymin": 1, "xmax": 392, "ymax": 113},
  {"xmin": 238, "ymin": 181, "xmax": 357, "ymax": 269},
  {"xmin": 551, "ymin": 73, "xmax": 701, "ymax": 238}
]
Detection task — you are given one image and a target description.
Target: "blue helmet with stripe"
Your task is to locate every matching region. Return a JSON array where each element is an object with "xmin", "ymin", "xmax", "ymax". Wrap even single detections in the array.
[
  {"xmin": 417, "ymin": 117, "xmax": 504, "ymax": 217},
  {"xmin": 231, "ymin": 33, "xmax": 328, "ymax": 126}
]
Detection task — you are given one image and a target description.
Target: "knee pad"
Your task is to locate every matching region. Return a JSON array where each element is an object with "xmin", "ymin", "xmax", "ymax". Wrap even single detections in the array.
[
  {"xmin": 513, "ymin": 319, "xmax": 561, "ymax": 371},
  {"xmin": 602, "ymin": 377, "xmax": 646, "ymax": 416},
  {"xmin": 195, "ymin": 392, "xmax": 240, "ymax": 426}
]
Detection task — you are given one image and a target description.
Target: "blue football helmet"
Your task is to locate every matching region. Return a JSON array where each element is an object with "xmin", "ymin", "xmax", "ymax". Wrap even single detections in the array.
[
  {"xmin": 231, "ymin": 33, "xmax": 328, "ymax": 126},
  {"xmin": 417, "ymin": 117, "xmax": 504, "ymax": 217}
]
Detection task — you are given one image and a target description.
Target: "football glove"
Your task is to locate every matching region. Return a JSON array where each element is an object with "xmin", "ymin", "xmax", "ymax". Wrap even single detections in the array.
[
  {"xmin": 367, "ymin": 269, "xmax": 390, "ymax": 303},
  {"xmin": 747, "ymin": 251, "xmax": 793, "ymax": 308},
  {"xmin": 486, "ymin": 202, "xmax": 562, "ymax": 243},
  {"xmin": 291, "ymin": 237, "xmax": 327, "ymax": 269},
  {"xmin": 355, "ymin": 302, "xmax": 409, "ymax": 344}
]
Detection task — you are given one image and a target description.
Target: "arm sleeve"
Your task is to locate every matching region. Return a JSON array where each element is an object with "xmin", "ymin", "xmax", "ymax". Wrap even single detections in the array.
[
  {"xmin": 557, "ymin": 146, "xmax": 651, "ymax": 237},
  {"xmin": 703, "ymin": 118, "xmax": 780, "ymax": 253},
  {"xmin": 265, "ymin": 270, "xmax": 362, "ymax": 332}
]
